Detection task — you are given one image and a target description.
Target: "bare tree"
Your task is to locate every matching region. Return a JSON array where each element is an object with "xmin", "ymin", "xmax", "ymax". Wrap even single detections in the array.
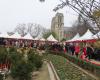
[
  {"xmin": 27, "ymin": 23, "xmax": 34, "ymax": 33},
  {"xmin": 14, "ymin": 23, "xmax": 47, "ymax": 38},
  {"xmin": 15, "ymin": 23, "xmax": 28, "ymax": 37},
  {"xmin": 53, "ymin": 0, "xmax": 100, "ymax": 30},
  {"xmin": 27, "ymin": 23, "xmax": 47, "ymax": 38},
  {"xmin": 7, "ymin": 32, "xmax": 14, "ymax": 36}
]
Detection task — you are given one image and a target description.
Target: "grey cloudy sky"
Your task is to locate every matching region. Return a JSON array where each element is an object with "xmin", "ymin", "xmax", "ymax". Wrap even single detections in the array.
[{"xmin": 0, "ymin": 0, "xmax": 78, "ymax": 32}]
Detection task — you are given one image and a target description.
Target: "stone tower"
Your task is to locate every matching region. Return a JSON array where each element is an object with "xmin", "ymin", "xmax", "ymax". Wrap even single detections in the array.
[{"xmin": 51, "ymin": 13, "xmax": 64, "ymax": 41}]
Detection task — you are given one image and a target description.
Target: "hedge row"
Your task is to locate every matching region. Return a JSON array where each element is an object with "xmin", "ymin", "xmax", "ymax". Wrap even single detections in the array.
[
  {"xmin": 47, "ymin": 50, "xmax": 100, "ymax": 78},
  {"xmin": 0, "ymin": 47, "xmax": 43, "ymax": 80}
]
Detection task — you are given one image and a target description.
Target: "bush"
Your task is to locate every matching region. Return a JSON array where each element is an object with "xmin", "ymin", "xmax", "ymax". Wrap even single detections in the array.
[
  {"xmin": 0, "ymin": 74, "xmax": 3, "ymax": 80},
  {"xmin": 0, "ymin": 47, "xmax": 8, "ymax": 54},
  {"xmin": 28, "ymin": 50, "xmax": 43, "ymax": 70},
  {"xmin": 0, "ymin": 47, "xmax": 43, "ymax": 80},
  {"xmin": 9, "ymin": 52, "xmax": 23, "ymax": 65},
  {"xmin": 9, "ymin": 47, "xmax": 17, "ymax": 53},
  {"xmin": 10, "ymin": 48, "xmax": 43, "ymax": 80},
  {"xmin": 11, "ymin": 60, "xmax": 32, "ymax": 80},
  {"xmin": 0, "ymin": 47, "xmax": 9, "ymax": 64},
  {"xmin": 10, "ymin": 50, "xmax": 34, "ymax": 80}
]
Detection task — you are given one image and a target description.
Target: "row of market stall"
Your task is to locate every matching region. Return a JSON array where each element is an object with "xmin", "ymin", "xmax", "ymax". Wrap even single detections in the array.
[
  {"xmin": 0, "ymin": 32, "xmax": 58, "ymax": 42},
  {"xmin": 66, "ymin": 29, "xmax": 100, "ymax": 43},
  {"xmin": 0, "ymin": 29, "xmax": 100, "ymax": 43}
]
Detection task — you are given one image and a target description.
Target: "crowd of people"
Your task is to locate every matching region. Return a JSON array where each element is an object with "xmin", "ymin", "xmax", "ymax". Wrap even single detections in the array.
[
  {"xmin": 0, "ymin": 38, "xmax": 41, "ymax": 48},
  {"xmin": 64, "ymin": 42, "xmax": 100, "ymax": 61},
  {"xmin": 0, "ymin": 38, "xmax": 100, "ymax": 61}
]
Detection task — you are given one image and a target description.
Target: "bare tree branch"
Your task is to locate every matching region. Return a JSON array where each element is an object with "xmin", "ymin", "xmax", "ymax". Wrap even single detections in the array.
[{"xmin": 53, "ymin": 0, "xmax": 100, "ymax": 31}]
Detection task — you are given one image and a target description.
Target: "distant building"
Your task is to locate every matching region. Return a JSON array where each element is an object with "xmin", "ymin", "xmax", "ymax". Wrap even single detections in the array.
[
  {"xmin": 51, "ymin": 13, "xmax": 64, "ymax": 41},
  {"xmin": 63, "ymin": 27, "xmax": 74, "ymax": 40}
]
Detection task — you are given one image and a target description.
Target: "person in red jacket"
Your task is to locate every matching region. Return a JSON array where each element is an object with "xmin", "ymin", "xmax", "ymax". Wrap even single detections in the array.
[
  {"xmin": 75, "ymin": 43, "xmax": 80, "ymax": 57},
  {"xmin": 80, "ymin": 44, "xmax": 87, "ymax": 60}
]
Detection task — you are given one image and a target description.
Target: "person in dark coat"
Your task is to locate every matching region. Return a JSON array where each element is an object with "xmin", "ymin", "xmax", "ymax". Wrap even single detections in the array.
[{"xmin": 86, "ymin": 44, "xmax": 94, "ymax": 59}]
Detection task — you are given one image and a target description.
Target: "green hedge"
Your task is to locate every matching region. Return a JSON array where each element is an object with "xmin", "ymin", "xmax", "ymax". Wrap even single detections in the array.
[
  {"xmin": 47, "ymin": 50, "xmax": 100, "ymax": 78},
  {"xmin": 0, "ymin": 47, "xmax": 43, "ymax": 80}
]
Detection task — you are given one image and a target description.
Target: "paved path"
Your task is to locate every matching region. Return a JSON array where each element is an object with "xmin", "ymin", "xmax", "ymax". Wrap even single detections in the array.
[
  {"xmin": 32, "ymin": 62, "xmax": 50, "ymax": 80},
  {"xmin": 32, "ymin": 61, "xmax": 59, "ymax": 80}
]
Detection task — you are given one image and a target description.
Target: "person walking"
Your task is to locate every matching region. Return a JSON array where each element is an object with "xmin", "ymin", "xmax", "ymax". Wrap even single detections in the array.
[
  {"xmin": 75, "ymin": 43, "xmax": 80, "ymax": 57},
  {"xmin": 86, "ymin": 44, "xmax": 94, "ymax": 59}
]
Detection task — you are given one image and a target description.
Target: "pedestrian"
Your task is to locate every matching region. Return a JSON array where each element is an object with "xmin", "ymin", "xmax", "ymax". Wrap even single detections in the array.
[
  {"xmin": 86, "ymin": 44, "xmax": 94, "ymax": 59},
  {"xmin": 75, "ymin": 43, "xmax": 80, "ymax": 57}
]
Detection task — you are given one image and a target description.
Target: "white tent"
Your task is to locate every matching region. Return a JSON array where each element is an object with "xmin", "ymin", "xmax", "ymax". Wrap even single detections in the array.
[
  {"xmin": 23, "ymin": 33, "xmax": 33, "ymax": 40},
  {"xmin": 66, "ymin": 33, "xmax": 80, "ymax": 42},
  {"xmin": 0, "ymin": 32, "xmax": 10, "ymax": 38},
  {"xmin": 78, "ymin": 29, "xmax": 94, "ymax": 41},
  {"xmin": 34, "ymin": 37, "xmax": 39, "ymax": 40},
  {"xmin": 47, "ymin": 34, "xmax": 58, "ymax": 42},
  {"xmin": 34, "ymin": 35, "xmax": 42, "ymax": 41},
  {"xmin": 92, "ymin": 31, "xmax": 100, "ymax": 39},
  {"xmin": 9, "ymin": 32, "xmax": 21, "ymax": 39},
  {"xmin": 40, "ymin": 38, "xmax": 45, "ymax": 41},
  {"xmin": 71, "ymin": 33, "xmax": 80, "ymax": 41}
]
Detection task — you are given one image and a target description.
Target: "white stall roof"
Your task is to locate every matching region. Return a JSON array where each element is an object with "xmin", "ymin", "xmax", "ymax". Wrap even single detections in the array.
[
  {"xmin": 40, "ymin": 38, "xmax": 45, "ymax": 41},
  {"xmin": 67, "ymin": 33, "xmax": 80, "ymax": 42},
  {"xmin": 78, "ymin": 29, "xmax": 94, "ymax": 40},
  {"xmin": 93, "ymin": 31, "xmax": 100, "ymax": 39},
  {"xmin": 71, "ymin": 33, "xmax": 80, "ymax": 40},
  {"xmin": 23, "ymin": 33, "xmax": 33, "ymax": 40},
  {"xmin": 0, "ymin": 32, "xmax": 10, "ymax": 38},
  {"xmin": 9, "ymin": 32, "xmax": 21, "ymax": 39},
  {"xmin": 47, "ymin": 34, "xmax": 58, "ymax": 42},
  {"xmin": 34, "ymin": 37, "xmax": 39, "ymax": 40}
]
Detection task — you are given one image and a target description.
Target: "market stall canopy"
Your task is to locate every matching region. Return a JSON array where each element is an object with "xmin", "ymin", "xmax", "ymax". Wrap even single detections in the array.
[
  {"xmin": 77, "ymin": 29, "xmax": 94, "ymax": 41},
  {"xmin": 66, "ymin": 33, "xmax": 80, "ymax": 42},
  {"xmin": 0, "ymin": 32, "xmax": 10, "ymax": 38},
  {"xmin": 34, "ymin": 37, "xmax": 39, "ymax": 40},
  {"xmin": 23, "ymin": 33, "xmax": 33, "ymax": 40},
  {"xmin": 47, "ymin": 34, "xmax": 58, "ymax": 42},
  {"xmin": 40, "ymin": 38, "xmax": 45, "ymax": 41},
  {"xmin": 92, "ymin": 31, "xmax": 100, "ymax": 39},
  {"xmin": 9, "ymin": 32, "xmax": 21, "ymax": 39},
  {"xmin": 34, "ymin": 35, "xmax": 42, "ymax": 40}
]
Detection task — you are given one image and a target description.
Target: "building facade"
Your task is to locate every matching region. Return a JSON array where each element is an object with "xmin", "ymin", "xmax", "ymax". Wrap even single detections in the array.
[{"xmin": 51, "ymin": 13, "xmax": 64, "ymax": 41}]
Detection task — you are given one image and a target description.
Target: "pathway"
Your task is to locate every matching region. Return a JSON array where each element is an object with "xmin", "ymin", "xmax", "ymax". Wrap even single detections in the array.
[{"xmin": 32, "ymin": 61, "xmax": 50, "ymax": 80}]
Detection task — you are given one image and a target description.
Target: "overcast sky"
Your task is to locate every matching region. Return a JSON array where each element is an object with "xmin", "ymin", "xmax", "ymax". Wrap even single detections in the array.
[{"xmin": 0, "ymin": 0, "xmax": 78, "ymax": 32}]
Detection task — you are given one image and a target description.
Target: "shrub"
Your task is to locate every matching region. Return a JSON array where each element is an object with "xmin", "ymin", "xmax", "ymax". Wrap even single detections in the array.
[
  {"xmin": 10, "ymin": 48, "xmax": 43, "ymax": 80},
  {"xmin": 9, "ymin": 52, "xmax": 23, "ymax": 65},
  {"xmin": 28, "ymin": 51, "xmax": 43, "ymax": 70},
  {"xmin": 0, "ymin": 74, "xmax": 3, "ymax": 80},
  {"xmin": 0, "ymin": 47, "xmax": 43, "ymax": 80},
  {"xmin": 0, "ymin": 47, "xmax": 7, "ymax": 54},
  {"xmin": 11, "ymin": 60, "xmax": 32, "ymax": 80},
  {"xmin": 0, "ymin": 47, "xmax": 9, "ymax": 64},
  {"xmin": 9, "ymin": 47, "xmax": 17, "ymax": 53}
]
